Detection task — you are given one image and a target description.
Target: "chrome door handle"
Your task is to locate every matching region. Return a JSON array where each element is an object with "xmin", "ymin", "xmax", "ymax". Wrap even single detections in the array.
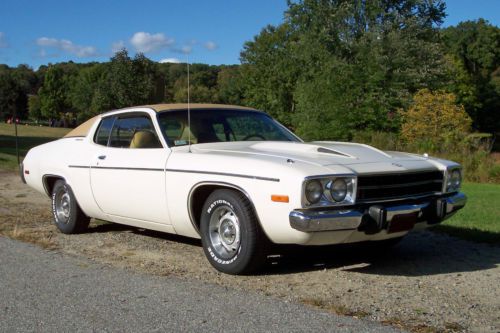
[{"xmin": 98, "ymin": 155, "xmax": 106, "ymax": 160}]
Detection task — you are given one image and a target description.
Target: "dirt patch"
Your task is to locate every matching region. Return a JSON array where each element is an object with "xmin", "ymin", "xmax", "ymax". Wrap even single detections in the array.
[{"xmin": 1, "ymin": 170, "xmax": 499, "ymax": 332}]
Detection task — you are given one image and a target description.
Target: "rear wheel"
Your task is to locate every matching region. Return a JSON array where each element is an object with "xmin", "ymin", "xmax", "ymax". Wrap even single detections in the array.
[
  {"xmin": 51, "ymin": 180, "xmax": 90, "ymax": 234},
  {"xmin": 200, "ymin": 189, "xmax": 267, "ymax": 275}
]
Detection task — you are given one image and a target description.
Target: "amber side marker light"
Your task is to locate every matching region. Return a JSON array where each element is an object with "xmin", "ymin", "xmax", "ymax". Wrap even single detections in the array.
[{"xmin": 271, "ymin": 195, "xmax": 289, "ymax": 203}]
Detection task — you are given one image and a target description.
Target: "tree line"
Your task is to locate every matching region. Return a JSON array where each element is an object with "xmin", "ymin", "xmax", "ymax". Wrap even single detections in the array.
[{"xmin": 0, "ymin": 0, "xmax": 499, "ymax": 141}]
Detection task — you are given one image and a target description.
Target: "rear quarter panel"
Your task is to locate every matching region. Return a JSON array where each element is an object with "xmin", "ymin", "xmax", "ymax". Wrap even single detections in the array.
[{"xmin": 23, "ymin": 137, "xmax": 102, "ymax": 219}]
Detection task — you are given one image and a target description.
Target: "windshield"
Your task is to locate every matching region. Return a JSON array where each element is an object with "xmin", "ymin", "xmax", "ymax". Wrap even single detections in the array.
[{"xmin": 157, "ymin": 109, "xmax": 300, "ymax": 147}]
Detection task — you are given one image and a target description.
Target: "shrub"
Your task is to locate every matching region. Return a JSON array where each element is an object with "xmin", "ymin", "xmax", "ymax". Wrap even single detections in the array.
[{"xmin": 399, "ymin": 89, "xmax": 472, "ymax": 149}]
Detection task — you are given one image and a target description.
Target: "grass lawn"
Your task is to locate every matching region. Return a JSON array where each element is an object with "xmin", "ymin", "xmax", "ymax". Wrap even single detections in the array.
[
  {"xmin": 0, "ymin": 123, "xmax": 70, "ymax": 170},
  {"xmin": 0, "ymin": 123, "xmax": 498, "ymax": 244},
  {"xmin": 434, "ymin": 182, "xmax": 500, "ymax": 244}
]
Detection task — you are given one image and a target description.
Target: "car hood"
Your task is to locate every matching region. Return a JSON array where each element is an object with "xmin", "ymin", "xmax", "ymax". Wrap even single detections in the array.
[{"xmin": 190, "ymin": 141, "xmax": 440, "ymax": 173}]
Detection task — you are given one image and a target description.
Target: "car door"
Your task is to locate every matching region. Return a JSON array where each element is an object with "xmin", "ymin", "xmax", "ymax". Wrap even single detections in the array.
[{"xmin": 90, "ymin": 113, "xmax": 171, "ymax": 225}]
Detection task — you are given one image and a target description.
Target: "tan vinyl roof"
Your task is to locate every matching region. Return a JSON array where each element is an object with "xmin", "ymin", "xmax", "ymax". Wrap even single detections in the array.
[
  {"xmin": 64, "ymin": 116, "xmax": 99, "ymax": 138},
  {"xmin": 63, "ymin": 104, "xmax": 257, "ymax": 138},
  {"xmin": 140, "ymin": 103, "xmax": 257, "ymax": 112}
]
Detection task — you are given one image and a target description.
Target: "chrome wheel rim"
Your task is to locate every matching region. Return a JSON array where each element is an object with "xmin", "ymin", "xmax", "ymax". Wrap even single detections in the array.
[
  {"xmin": 208, "ymin": 205, "xmax": 241, "ymax": 259},
  {"xmin": 55, "ymin": 187, "xmax": 71, "ymax": 224}
]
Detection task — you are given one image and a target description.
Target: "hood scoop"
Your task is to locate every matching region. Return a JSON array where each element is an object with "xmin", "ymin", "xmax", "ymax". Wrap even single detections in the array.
[
  {"xmin": 317, "ymin": 147, "xmax": 351, "ymax": 157},
  {"xmin": 249, "ymin": 142, "xmax": 353, "ymax": 159}
]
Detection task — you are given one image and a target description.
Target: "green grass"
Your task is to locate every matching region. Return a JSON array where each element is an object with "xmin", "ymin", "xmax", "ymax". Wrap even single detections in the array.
[
  {"xmin": 0, "ymin": 123, "xmax": 70, "ymax": 170},
  {"xmin": 1, "ymin": 123, "xmax": 498, "ymax": 244},
  {"xmin": 434, "ymin": 182, "xmax": 500, "ymax": 244}
]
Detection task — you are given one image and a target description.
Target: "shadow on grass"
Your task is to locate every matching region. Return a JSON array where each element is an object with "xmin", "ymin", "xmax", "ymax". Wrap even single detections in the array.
[{"xmin": 432, "ymin": 225, "xmax": 500, "ymax": 244}]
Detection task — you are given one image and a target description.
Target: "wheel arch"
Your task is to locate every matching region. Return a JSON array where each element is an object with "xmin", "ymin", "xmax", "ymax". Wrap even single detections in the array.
[
  {"xmin": 42, "ymin": 174, "xmax": 66, "ymax": 197},
  {"xmin": 188, "ymin": 181, "xmax": 265, "ymax": 237}
]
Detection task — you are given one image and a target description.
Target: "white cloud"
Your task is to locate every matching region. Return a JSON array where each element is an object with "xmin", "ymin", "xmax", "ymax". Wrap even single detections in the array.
[
  {"xmin": 159, "ymin": 58, "xmax": 181, "ymax": 64},
  {"xmin": 130, "ymin": 32, "xmax": 174, "ymax": 53},
  {"xmin": 111, "ymin": 40, "xmax": 126, "ymax": 53},
  {"xmin": 36, "ymin": 37, "xmax": 97, "ymax": 57},
  {"xmin": 181, "ymin": 45, "xmax": 193, "ymax": 54},
  {"xmin": 0, "ymin": 32, "xmax": 8, "ymax": 48},
  {"xmin": 204, "ymin": 41, "xmax": 217, "ymax": 51}
]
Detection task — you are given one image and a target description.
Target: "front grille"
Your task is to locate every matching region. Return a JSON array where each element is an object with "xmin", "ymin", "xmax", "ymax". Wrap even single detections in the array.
[{"xmin": 357, "ymin": 170, "xmax": 443, "ymax": 202}]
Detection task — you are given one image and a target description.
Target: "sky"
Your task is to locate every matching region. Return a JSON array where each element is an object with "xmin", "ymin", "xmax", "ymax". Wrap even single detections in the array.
[{"xmin": 0, "ymin": 0, "xmax": 499, "ymax": 69}]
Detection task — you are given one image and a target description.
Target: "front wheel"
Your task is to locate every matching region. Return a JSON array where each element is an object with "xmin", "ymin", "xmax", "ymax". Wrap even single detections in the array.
[
  {"xmin": 51, "ymin": 180, "xmax": 90, "ymax": 234},
  {"xmin": 200, "ymin": 189, "xmax": 267, "ymax": 275}
]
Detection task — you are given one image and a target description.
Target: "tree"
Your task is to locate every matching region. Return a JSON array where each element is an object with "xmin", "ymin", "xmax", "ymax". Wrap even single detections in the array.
[
  {"xmin": 241, "ymin": 23, "xmax": 302, "ymax": 126},
  {"xmin": 39, "ymin": 65, "xmax": 67, "ymax": 119},
  {"xmin": 103, "ymin": 49, "xmax": 160, "ymax": 109},
  {"xmin": 28, "ymin": 94, "xmax": 41, "ymax": 120},
  {"xmin": 400, "ymin": 89, "xmax": 472, "ymax": 146},
  {"xmin": 69, "ymin": 63, "xmax": 107, "ymax": 114},
  {"xmin": 240, "ymin": 0, "xmax": 450, "ymax": 139},
  {"xmin": 215, "ymin": 66, "xmax": 244, "ymax": 105},
  {"xmin": 442, "ymin": 19, "xmax": 500, "ymax": 132},
  {"xmin": 0, "ymin": 69, "xmax": 18, "ymax": 119},
  {"xmin": 0, "ymin": 65, "xmax": 37, "ymax": 120}
]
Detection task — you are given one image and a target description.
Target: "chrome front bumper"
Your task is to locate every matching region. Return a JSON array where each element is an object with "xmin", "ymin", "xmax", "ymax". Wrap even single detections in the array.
[{"xmin": 289, "ymin": 192, "xmax": 467, "ymax": 233}]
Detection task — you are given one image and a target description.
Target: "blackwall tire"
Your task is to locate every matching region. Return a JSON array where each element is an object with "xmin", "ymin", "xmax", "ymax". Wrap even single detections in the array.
[
  {"xmin": 51, "ymin": 180, "xmax": 90, "ymax": 234},
  {"xmin": 200, "ymin": 189, "xmax": 267, "ymax": 275}
]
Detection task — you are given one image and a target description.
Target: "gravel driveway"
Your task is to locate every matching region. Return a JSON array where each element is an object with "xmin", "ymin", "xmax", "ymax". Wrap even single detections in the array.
[{"xmin": 0, "ymin": 170, "xmax": 499, "ymax": 332}]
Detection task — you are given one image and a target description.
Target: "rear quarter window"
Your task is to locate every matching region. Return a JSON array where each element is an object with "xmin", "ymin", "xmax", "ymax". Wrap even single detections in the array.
[{"xmin": 94, "ymin": 117, "xmax": 115, "ymax": 146}]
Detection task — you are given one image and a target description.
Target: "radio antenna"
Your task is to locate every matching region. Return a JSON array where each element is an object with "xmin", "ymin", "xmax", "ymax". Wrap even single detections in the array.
[{"xmin": 187, "ymin": 55, "xmax": 191, "ymax": 153}]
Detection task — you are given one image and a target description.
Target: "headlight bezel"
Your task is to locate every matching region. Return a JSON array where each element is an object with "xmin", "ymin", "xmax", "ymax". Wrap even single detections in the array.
[
  {"xmin": 444, "ymin": 166, "xmax": 462, "ymax": 193},
  {"xmin": 302, "ymin": 175, "xmax": 357, "ymax": 208}
]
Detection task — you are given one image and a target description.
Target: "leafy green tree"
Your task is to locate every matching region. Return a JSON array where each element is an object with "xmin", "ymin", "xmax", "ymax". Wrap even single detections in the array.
[
  {"xmin": 0, "ymin": 69, "xmax": 19, "ymax": 120},
  {"xmin": 103, "ymin": 49, "xmax": 160, "ymax": 109},
  {"xmin": 0, "ymin": 65, "xmax": 37, "ymax": 120},
  {"xmin": 241, "ymin": 0, "xmax": 449, "ymax": 139},
  {"xmin": 39, "ymin": 65, "xmax": 67, "ymax": 119},
  {"xmin": 442, "ymin": 19, "xmax": 500, "ymax": 132},
  {"xmin": 28, "ymin": 94, "xmax": 41, "ymax": 120},
  {"xmin": 69, "ymin": 63, "xmax": 106, "ymax": 114},
  {"xmin": 241, "ymin": 23, "xmax": 302, "ymax": 126},
  {"xmin": 216, "ymin": 66, "xmax": 243, "ymax": 105}
]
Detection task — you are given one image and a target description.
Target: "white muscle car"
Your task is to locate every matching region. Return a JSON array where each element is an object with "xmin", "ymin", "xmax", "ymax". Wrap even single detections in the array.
[{"xmin": 21, "ymin": 104, "xmax": 467, "ymax": 274}]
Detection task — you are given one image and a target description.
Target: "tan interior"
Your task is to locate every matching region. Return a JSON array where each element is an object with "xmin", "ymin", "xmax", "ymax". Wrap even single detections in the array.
[{"xmin": 129, "ymin": 130, "xmax": 162, "ymax": 148}]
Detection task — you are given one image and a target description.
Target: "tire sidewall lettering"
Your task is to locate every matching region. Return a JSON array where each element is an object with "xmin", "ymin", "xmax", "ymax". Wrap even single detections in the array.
[
  {"xmin": 51, "ymin": 191, "xmax": 58, "ymax": 222},
  {"xmin": 207, "ymin": 245, "xmax": 240, "ymax": 265},
  {"xmin": 206, "ymin": 199, "xmax": 234, "ymax": 214},
  {"xmin": 205, "ymin": 198, "xmax": 240, "ymax": 266}
]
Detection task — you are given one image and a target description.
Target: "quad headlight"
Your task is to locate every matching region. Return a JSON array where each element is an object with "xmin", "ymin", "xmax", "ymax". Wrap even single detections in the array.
[
  {"xmin": 445, "ymin": 167, "xmax": 462, "ymax": 193},
  {"xmin": 305, "ymin": 179, "xmax": 323, "ymax": 204},
  {"xmin": 330, "ymin": 178, "xmax": 348, "ymax": 202},
  {"xmin": 303, "ymin": 176, "xmax": 356, "ymax": 207}
]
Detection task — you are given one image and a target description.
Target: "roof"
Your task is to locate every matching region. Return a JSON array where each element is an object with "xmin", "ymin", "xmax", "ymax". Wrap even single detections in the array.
[
  {"xmin": 140, "ymin": 103, "xmax": 257, "ymax": 112},
  {"xmin": 63, "ymin": 104, "xmax": 257, "ymax": 138},
  {"xmin": 64, "ymin": 116, "xmax": 99, "ymax": 138}
]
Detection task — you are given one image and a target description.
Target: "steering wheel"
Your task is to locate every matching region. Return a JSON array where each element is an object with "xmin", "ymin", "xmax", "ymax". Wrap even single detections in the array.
[{"xmin": 242, "ymin": 134, "xmax": 266, "ymax": 141}]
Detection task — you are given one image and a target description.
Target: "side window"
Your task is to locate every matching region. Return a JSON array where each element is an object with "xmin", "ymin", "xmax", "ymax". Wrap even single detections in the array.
[
  {"xmin": 94, "ymin": 117, "xmax": 115, "ymax": 146},
  {"xmin": 109, "ymin": 116, "xmax": 162, "ymax": 148}
]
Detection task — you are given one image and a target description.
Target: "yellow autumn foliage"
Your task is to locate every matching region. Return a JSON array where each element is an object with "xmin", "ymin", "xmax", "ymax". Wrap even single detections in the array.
[{"xmin": 400, "ymin": 89, "xmax": 472, "ymax": 144}]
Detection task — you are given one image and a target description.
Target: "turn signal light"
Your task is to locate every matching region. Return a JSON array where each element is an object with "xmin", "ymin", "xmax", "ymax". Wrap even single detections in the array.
[{"xmin": 271, "ymin": 195, "xmax": 289, "ymax": 203}]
